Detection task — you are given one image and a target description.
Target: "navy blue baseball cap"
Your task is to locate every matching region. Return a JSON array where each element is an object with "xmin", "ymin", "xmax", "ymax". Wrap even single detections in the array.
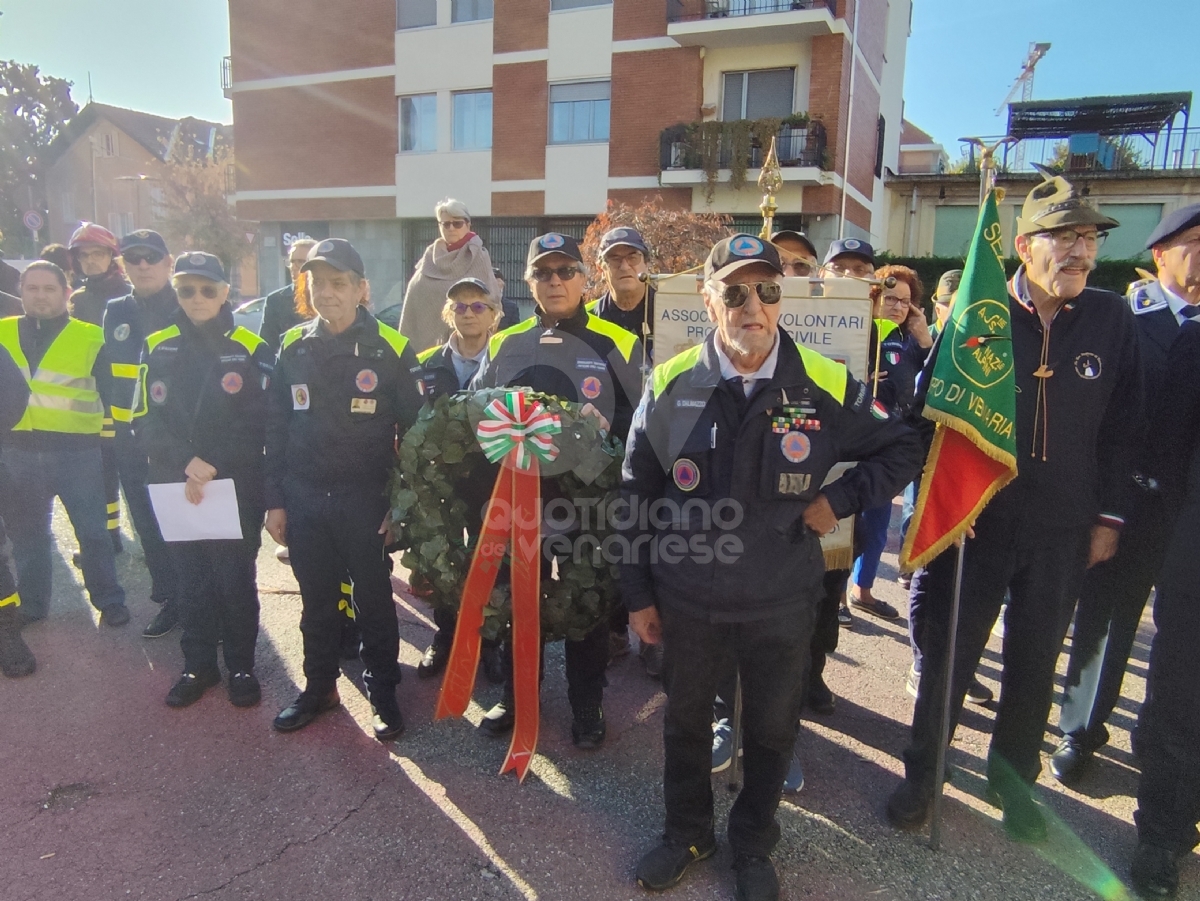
[
  {"xmin": 119, "ymin": 229, "xmax": 169, "ymax": 257},
  {"xmin": 1146, "ymin": 203, "xmax": 1200, "ymax": 250},
  {"xmin": 824, "ymin": 237, "xmax": 875, "ymax": 266},
  {"xmin": 173, "ymin": 251, "xmax": 227, "ymax": 282},
  {"xmin": 447, "ymin": 276, "xmax": 490, "ymax": 298},
  {"xmin": 527, "ymin": 233, "xmax": 583, "ymax": 267},
  {"xmin": 704, "ymin": 234, "xmax": 783, "ymax": 281},
  {"xmin": 598, "ymin": 227, "xmax": 649, "ymax": 258},
  {"xmin": 302, "ymin": 238, "xmax": 365, "ymax": 278}
]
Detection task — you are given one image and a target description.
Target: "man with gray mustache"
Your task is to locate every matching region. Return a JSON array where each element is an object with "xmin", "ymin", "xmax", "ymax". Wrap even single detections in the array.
[{"xmin": 888, "ymin": 173, "xmax": 1143, "ymax": 843}]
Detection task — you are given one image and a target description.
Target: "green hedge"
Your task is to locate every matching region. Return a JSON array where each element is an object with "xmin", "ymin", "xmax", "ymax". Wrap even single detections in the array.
[{"xmin": 875, "ymin": 254, "xmax": 1150, "ymax": 300}]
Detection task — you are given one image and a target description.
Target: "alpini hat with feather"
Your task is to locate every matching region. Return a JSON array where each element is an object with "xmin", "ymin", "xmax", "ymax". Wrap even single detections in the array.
[{"xmin": 1016, "ymin": 164, "xmax": 1119, "ymax": 237}]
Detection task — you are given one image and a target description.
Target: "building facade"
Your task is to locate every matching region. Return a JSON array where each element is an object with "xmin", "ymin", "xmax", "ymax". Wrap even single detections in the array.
[{"xmin": 228, "ymin": 0, "xmax": 911, "ymax": 303}]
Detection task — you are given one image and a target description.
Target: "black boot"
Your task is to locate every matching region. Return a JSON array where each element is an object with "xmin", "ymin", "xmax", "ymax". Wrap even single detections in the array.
[{"xmin": 0, "ymin": 604, "xmax": 36, "ymax": 678}]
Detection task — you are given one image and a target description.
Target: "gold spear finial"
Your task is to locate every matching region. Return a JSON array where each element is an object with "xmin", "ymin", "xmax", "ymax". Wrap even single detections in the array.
[{"xmin": 758, "ymin": 136, "xmax": 783, "ymax": 240}]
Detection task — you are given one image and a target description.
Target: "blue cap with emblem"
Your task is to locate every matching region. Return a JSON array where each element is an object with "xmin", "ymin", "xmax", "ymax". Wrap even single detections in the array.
[
  {"xmin": 1145, "ymin": 202, "xmax": 1200, "ymax": 250},
  {"xmin": 527, "ymin": 233, "xmax": 583, "ymax": 267},
  {"xmin": 704, "ymin": 234, "xmax": 783, "ymax": 281},
  {"xmin": 173, "ymin": 251, "xmax": 227, "ymax": 282},
  {"xmin": 302, "ymin": 238, "xmax": 365, "ymax": 278},
  {"xmin": 823, "ymin": 237, "xmax": 875, "ymax": 266},
  {"xmin": 447, "ymin": 276, "xmax": 491, "ymax": 299},
  {"xmin": 598, "ymin": 227, "xmax": 649, "ymax": 258},
  {"xmin": 119, "ymin": 229, "xmax": 170, "ymax": 257}
]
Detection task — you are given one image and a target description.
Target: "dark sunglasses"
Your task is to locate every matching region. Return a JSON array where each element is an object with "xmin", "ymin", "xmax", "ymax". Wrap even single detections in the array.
[
  {"xmin": 439, "ymin": 218, "xmax": 468, "ymax": 230},
  {"xmin": 720, "ymin": 282, "xmax": 782, "ymax": 308},
  {"xmin": 450, "ymin": 301, "xmax": 492, "ymax": 314},
  {"xmin": 531, "ymin": 265, "xmax": 581, "ymax": 283},
  {"xmin": 176, "ymin": 284, "xmax": 221, "ymax": 300},
  {"xmin": 123, "ymin": 250, "xmax": 165, "ymax": 266}
]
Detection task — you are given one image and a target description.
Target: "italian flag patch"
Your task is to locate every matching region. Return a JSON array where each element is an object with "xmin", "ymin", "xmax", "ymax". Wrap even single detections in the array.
[{"xmin": 870, "ymin": 400, "xmax": 889, "ymax": 420}]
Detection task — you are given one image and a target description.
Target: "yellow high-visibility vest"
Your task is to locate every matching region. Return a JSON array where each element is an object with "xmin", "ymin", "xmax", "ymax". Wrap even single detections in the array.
[{"xmin": 0, "ymin": 316, "xmax": 105, "ymax": 435}]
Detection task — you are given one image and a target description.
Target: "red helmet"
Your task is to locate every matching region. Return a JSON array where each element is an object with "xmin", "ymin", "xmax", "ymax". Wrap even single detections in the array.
[{"xmin": 68, "ymin": 222, "xmax": 119, "ymax": 254}]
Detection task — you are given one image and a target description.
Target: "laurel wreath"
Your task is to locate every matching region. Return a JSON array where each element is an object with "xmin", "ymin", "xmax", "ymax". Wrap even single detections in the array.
[{"xmin": 388, "ymin": 387, "xmax": 624, "ymax": 643}]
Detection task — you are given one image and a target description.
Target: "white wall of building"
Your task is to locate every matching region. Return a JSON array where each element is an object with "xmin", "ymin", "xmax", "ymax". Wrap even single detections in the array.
[
  {"xmin": 396, "ymin": 150, "xmax": 492, "ymax": 217},
  {"xmin": 871, "ymin": 0, "xmax": 912, "ymax": 241},
  {"xmin": 545, "ymin": 143, "xmax": 609, "ymax": 214},
  {"xmin": 395, "ymin": 18, "xmax": 493, "ymax": 95},
  {"xmin": 547, "ymin": 5, "xmax": 613, "ymax": 82}
]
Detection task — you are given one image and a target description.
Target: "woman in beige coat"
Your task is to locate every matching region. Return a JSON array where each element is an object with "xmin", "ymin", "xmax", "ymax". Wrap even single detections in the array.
[{"xmin": 398, "ymin": 199, "xmax": 500, "ymax": 352}]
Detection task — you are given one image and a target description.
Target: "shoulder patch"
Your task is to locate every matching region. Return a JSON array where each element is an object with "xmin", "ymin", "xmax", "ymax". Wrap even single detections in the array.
[{"xmin": 1129, "ymin": 289, "xmax": 1168, "ymax": 315}]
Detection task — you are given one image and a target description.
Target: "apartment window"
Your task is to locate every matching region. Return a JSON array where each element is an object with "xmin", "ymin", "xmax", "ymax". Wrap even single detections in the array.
[
  {"xmin": 453, "ymin": 91, "xmax": 492, "ymax": 150},
  {"xmin": 400, "ymin": 94, "xmax": 437, "ymax": 152},
  {"xmin": 452, "ymin": 0, "xmax": 493, "ymax": 21},
  {"xmin": 549, "ymin": 81, "xmax": 610, "ymax": 144},
  {"xmin": 397, "ymin": 0, "xmax": 437, "ymax": 29},
  {"xmin": 551, "ymin": 0, "xmax": 611, "ymax": 9},
  {"xmin": 107, "ymin": 212, "xmax": 135, "ymax": 238},
  {"xmin": 721, "ymin": 68, "xmax": 794, "ymax": 121}
]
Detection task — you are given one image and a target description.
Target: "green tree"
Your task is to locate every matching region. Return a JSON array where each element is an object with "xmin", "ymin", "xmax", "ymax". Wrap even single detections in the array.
[{"xmin": 0, "ymin": 61, "xmax": 77, "ymax": 256}]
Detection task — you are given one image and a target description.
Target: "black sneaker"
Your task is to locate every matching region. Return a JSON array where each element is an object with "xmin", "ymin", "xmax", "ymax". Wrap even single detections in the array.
[
  {"xmin": 639, "ymin": 641, "xmax": 664, "ymax": 679},
  {"xmin": 807, "ymin": 674, "xmax": 836, "ymax": 715},
  {"xmin": 142, "ymin": 602, "xmax": 178, "ymax": 638},
  {"xmin": 1130, "ymin": 842, "xmax": 1179, "ymax": 899},
  {"xmin": 635, "ymin": 836, "xmax": 717, "ymax": 891},
  {"xmin": 987, "ymin": 781, "xmax": 1047, "ymax": 844},
  {"xmin": 372, "ymin": 704, "xmax": 405, "ymax": 742},
  {"xmin": 100, "ymin": 605, "xmax": 131, "ymax": 628},
  {"xmin": 417, "ymin": 642, "xmax": 449, "ymax": 678},
  {"xmin": 886, "ymin": 778, "xmax": 933, "ymax": 829},
  {"xmin": 733, "ymin": 855, "xmax": 779, "ymax": 901},
  {"xmin": 228, "ymin": 672, "xmax": 261, "ymax": 708},
  {"xmin": 837, "ymin": 604, "xmax": 853, "ymax": 628},
  {"xmin": 571, "ymin": 706, "xmax": 606, "ymax": 750},
  {"xmin": 966, "ymin": 678, "xmax": 994, "ymax": 705},
  {"xmin": 479, "ymin": 698, "xmax": 515, "ymax": 736},
  {"xmin": 166, "ymin": 671, "xmax": 221, "ymax": 708},
  {"xmin": 273, "ymin": 689, "xmax": 340, "ymax": 732}
]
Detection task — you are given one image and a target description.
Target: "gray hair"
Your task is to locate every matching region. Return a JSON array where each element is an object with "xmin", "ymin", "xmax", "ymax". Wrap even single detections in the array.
[{"xmin": 435, "ymin": 198, "xmax": 471, "ymax": 222}]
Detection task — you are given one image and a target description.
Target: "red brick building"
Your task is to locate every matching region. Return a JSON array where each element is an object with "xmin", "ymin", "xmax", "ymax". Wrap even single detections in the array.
[{"xmin": 227, "ymin": 0, "xmax": 910, "ymax": 302}]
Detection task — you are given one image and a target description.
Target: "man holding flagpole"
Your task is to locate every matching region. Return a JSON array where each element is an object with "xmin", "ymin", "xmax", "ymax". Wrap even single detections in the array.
[{"xmin": 888, "ymin": 174, "xmax": 1142, "ymax": 843}]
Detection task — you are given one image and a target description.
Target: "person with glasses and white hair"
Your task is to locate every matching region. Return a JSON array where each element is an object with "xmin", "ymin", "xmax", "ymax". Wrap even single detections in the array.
[
  {"xmin": 135, "ymin": 252, "xmax": 275, "ymax": 710},
  {"xmin": 399, "ymin": 198, "xmax": 500, "ymax": 353},
  {"xmin": 622, "ymin": 234, "xmax": 920, "ymax": 901}
]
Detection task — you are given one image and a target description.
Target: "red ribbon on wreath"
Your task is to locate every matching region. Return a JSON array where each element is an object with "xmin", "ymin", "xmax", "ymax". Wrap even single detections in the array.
[{"xmin": 435, "ymin": 391, "xmax": 561, "ymax": 781}]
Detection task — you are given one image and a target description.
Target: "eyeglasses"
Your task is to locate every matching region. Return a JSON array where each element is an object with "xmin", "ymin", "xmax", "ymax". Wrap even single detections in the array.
[
  {"xmin": 1037, "ymin": 229, "xmax": 1108, "ymax": 251},
  {"xmin": 176, "ymin": 284, "xmax": 221, "ymax": 300},
  {"xmin": 450, "ymin": 301, "xmax": 492, "ymax": 314},
  {"xmin": 881, "ymin": 294, "xmax": 910, "ymax": 307},
  {"xmin": 439, "ymin": 218, "xmax": 468, "ymax": 230},
  {"xmin": 783, "ymin": 261, "xmax": 814, "ymax": 277},
  {"xmin": 123, "ymin": 250, "xmax": 165, "ymax": 266},
  {"xmin": 719, "ymin": 282, "xmax": 782, "ymax": 308},
  {"xmin": 76, "ymin": 247, "xmax": 111, "ymax": 261},
  {"xmin": 531, "ymin": 266, "xmax": 582, "ymax": 282},
  {"xmin": 604, "ymin": 251, "xmax": 644, "ymax": 270}
]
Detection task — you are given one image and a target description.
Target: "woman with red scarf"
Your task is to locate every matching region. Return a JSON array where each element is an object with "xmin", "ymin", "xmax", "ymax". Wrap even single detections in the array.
[{"xmin": 398, "ymin": 199, "xmax": 500, "ymax": 352}]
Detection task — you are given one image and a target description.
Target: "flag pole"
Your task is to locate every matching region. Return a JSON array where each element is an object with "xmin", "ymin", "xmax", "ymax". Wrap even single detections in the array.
[
  {"xmin": 930, "ymin": 538, "xmax": 966, "ymax": 850},
  {"xmin": 926, "ymin": 142, "xmax": 1009, "ymax": 851}
]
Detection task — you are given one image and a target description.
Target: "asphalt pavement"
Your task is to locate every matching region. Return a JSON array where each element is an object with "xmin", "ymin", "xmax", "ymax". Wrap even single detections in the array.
[{"xmin": 0, "ymin": 501, "xmax": 1181, "ymax": 901}]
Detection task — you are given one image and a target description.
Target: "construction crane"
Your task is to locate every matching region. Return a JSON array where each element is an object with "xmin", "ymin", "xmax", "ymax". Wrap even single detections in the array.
[
  {"xmin": 995, "ymin": 42, "xmax": 1050, "ymax": 171},
  {"xmin": 996, "ymin": 42, "xmax": 1051, "ymax": 116}
]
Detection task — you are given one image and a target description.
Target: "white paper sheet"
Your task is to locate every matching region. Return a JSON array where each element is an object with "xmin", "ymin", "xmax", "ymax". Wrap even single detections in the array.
[{"xmin": 148, "ymin": 479, "xmax": 243, "ymax": 542}]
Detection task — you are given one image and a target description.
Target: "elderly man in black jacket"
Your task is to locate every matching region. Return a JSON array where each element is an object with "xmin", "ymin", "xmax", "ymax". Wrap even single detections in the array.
[
  {"xmin": 888, "ymin": 174, "xmax": 1143, "ymax": 844},
  {"xmin": 623, "ymin": 235, "xmax": 922, "ymax": 901}
]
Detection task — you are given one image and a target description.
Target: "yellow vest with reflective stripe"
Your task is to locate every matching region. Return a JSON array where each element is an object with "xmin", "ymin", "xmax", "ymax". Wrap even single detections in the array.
[{"xmin": 0, "ymin": 317, "xmax": 105, "ymax": 435}]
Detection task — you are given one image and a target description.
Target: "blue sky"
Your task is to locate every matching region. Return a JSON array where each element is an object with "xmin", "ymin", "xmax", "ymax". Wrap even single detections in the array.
[{"xmin": 2, "ymin": 0, "xmax": 1197, "ymax": 153}]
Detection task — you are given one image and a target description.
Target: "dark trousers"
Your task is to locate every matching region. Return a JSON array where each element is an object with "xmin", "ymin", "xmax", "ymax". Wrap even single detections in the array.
[
  {"xmin": 806, "ymin": 568, "xmax": 848, "ymax": 697},
  {"xmin": 286, "ymin": 484, "xmax": 400, "ymax": 704},
  {"xmin": 176, "ymin": 538, "xmax": 260, "ymax": 675},
  {"xmin": 496, "ymin": 620, "xmax": 609, "ymax": 711},
  {"xmin": 2, "ymin": 446, "xmax": 125, "ymax": 618},
  {"xmin": 660, "ymin": 603, "xmax": 815, "ymax": 858},
  {"xmin": 1135, "ymin": 523, "xmax": 1200, "ymax": 854},
  {"xmin": 903, "ymin": 511, "xmax": 1088, "ymax": 789},
  {"xmin": 1059, "ymin": 498, "xmax": 1167, "ymax": 750},
  {"xmin": 114, "ymin": 429, "xmax": 178, "ymax": 603}
]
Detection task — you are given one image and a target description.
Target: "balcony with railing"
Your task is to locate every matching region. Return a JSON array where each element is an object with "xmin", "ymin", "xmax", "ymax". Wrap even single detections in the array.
[
  {"xmin": 659, "ymin": 120, "xmax": 829, "ymax": 191},
  {"xmin": 953, "ymin": 128, "xmax": 1200, "ymax": 177},
  {"xmin": 666, "ymin": 0, "xmax": 838, "ymax": 47}
]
